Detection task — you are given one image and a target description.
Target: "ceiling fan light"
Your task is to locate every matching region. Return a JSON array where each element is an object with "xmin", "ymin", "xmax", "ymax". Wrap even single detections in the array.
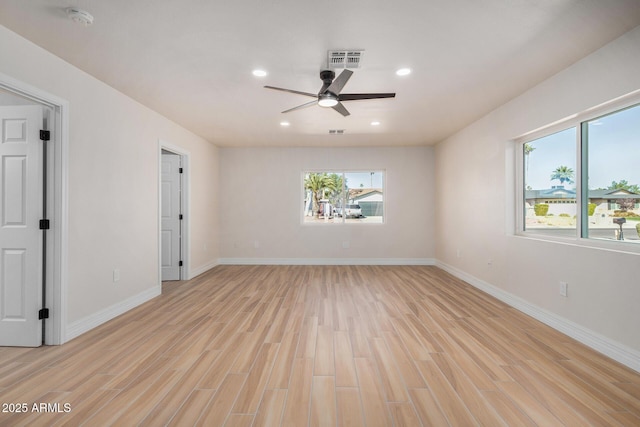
[
  {"xmin": 318, "ymin": 96, "xmax": 338, "ymax": 107},
  {"xmin": 396, "ymin": 68, "xmax": 411, "ymax": 76}
]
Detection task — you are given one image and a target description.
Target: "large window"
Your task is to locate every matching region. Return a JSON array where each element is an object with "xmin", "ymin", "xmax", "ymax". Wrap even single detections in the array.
[
  {"xmin": 303, "ymin": 171, "xmax": 384, "ymax": 224},
  {"xmin": 519, "ymin": 99, "xmax": 640, "ymax": 245}
]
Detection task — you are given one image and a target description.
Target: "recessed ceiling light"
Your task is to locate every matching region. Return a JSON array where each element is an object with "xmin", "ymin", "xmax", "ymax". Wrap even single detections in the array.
[
  {"xmin": 396, "ymin": 68, "xmax": 411, "ymax": 76},
  {"xmin": 252, "ymin": 69, "xmax": 268, "ymax": 77},
  {"xmin": 371, "ymin": 121, "xmax": 381, "ymax": 126},
  {"xmin": 280, "ymin": 121, "xmax": 290, "ymax": 127}
]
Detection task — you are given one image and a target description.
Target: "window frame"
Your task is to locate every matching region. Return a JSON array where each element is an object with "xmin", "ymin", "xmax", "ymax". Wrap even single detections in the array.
[
  {"xmin": 301, "ymin": 169, "xmax": 386, "ymax": 226},
  {"xmin": 514, "ymin": 90, "xmax": 640, "ymax": 253}
]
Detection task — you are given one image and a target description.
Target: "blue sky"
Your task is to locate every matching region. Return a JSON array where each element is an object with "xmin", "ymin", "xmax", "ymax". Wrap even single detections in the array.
[
  {"xmin": 345, "ymin": 171, "xmax": 384, "ymax": 189},
  {"xmin": 525, "ymin": 103, "xmax": 640, "ymax": 190}
]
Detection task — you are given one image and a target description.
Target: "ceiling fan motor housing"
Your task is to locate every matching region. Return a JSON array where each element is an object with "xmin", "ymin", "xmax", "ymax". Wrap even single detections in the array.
[
  {"xmin": 320, "ymin": 70, "xmax": 336, "ymax": 86},
  {"xmin": 319, "ymin": 70, "xmax": 337, "ymax": 97}
]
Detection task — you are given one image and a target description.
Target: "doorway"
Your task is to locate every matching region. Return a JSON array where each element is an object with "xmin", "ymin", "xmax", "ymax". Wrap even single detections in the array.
[
  {"xmin": 0, "ymin": 77, "xmax": 68, "ymax": 346},
  {"xmin": 159, "ymin": 141, "xmax": 189, "ymax": 283}
]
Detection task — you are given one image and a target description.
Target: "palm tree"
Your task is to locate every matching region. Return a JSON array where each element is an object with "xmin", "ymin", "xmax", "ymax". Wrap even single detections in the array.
[
  {"xmin": 550, "ymin": 165, "xmax": 574, "ymax": 186},
  {"xmin": 304, "ymin": 173, "xmax": 325, "ymax": 217},
  {"xmin": 304, "ymin": 173, "xmax": 338, "ymax": 217}
]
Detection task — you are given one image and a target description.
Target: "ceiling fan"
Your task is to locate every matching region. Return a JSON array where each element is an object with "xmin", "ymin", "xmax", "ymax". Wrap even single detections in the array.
[{"xmin": 264, "ymin": 69, "xmax": 395, "ymax": 117}]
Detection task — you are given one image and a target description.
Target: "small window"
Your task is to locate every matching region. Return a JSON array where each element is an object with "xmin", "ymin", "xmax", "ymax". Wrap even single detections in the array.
[
  {"xmin": 523, "ymin": 127, "xmax": 577, "ymax": 237},
  {"xmin": 303, "ymin": 171, "xmax": 384, "ymax": 224}
]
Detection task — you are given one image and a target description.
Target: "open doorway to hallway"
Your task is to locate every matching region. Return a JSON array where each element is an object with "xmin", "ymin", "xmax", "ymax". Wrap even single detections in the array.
[{"xmin": 159, "ymin": 141, "xmax": 190, "ymax": 283}]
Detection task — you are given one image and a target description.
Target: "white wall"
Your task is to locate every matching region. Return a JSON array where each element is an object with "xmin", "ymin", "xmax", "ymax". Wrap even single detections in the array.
[
  {"xmin": 0, "ymin": 25, "xmax": 220, "ymax": 333},
  {"xmin": 219, "ymin": 146, "xmax": 435, "ymax": 263},
  {"xmin": 435, "ymin": 25, "xmax": 640, "ymax": 357}
]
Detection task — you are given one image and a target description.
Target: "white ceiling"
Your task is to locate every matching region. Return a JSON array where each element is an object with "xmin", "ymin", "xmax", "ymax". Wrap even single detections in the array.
[{"xmin": 1, "ymin": 0, "xmax": 639, "ymax": 147}]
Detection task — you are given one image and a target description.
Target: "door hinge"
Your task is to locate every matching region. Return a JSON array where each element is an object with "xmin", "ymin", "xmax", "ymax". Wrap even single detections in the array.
[
  {"xmin": 179, "ymin": 214, "xmax": 183, "ymax": 220},
  {"xmin": 39, "ymin": 308, "xmax": 49, "ymax": 319},
  {"xmin": 179, "ymin": 167, "xmax": 183, "ymax": 173},
  {"xmin": 39, "ymin": 219, "xmax": 50, "ymax": 230},
  {"xmin": 179, "ymin": 260, "xmax": 183, "ymax": 267},
  {"xmin": 40, "ymin": 130, "xmax": 51, "ymax": 141}
]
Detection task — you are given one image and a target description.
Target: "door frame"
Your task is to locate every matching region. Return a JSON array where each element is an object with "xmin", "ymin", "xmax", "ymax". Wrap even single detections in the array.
[
  {"xmin": 0, "ymin": 72, "xmax": 69, "ymax": 345},
  {"xmin": 158, "ymin": 140, "xmax": 190, "ymax": 283}
]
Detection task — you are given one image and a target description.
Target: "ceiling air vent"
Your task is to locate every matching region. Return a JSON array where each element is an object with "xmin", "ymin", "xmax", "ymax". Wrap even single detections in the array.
[
  {"xmin": 327, "ymin": 50, "xmax": 364, "ymax": 69},
  {"xmin": 329, "ymin": 129, "xmax": 345, "ymax": 135}
]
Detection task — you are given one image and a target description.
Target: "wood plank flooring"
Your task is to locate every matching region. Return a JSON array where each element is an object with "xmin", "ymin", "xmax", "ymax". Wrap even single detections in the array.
[{"xmin": 1, "ymin": 265, "xmax": 640, "ymax": 426}]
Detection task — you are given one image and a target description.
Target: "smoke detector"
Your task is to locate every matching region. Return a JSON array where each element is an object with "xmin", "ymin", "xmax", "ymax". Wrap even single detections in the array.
[{"xmin": 66, "ymin": 8, "xmax": 94, "ymax": 26}]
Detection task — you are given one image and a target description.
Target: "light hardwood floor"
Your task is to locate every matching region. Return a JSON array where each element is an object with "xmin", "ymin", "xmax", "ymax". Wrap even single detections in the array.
[{"xmin": 1, "ymin": 265, "xmax": 640, "ymax": 426}]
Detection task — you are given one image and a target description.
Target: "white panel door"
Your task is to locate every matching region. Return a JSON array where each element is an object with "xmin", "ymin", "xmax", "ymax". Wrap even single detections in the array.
[
  {"xmin": 0, "ymin": 106, "xmax": 43, "ymax": 347},
  {"xmin": 161, "ymin": 153, "xmax": 181, "ymax": 281}
]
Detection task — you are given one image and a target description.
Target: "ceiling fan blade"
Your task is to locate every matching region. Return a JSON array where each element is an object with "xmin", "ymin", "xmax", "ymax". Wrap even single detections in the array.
[
  {"xmin": 326, "ymin": 69, "xmax": 353, "ymax": 95},
  {"xmin": 264, "ymin": 86, "xmax": 318, "ymax": 98},
  {"xmin": 339, "ymin": 93, "xmax": 396, "ymax": 101},
  {"xmin": 332, "ymin": 102, "xmax": 350, "ymax": 117},
  {"xmin": 281, "ymin": 100, "xmax": 318, "ymax": 113}
]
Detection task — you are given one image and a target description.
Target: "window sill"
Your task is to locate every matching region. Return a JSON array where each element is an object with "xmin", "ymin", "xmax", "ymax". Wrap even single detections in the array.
[
  {"xmin": 513, "ymin": 232, "xmax": 640, "ymax": 256},
  {"xmin": 301, "ymin": 219, "xmax": 386, "ymax": 226}
]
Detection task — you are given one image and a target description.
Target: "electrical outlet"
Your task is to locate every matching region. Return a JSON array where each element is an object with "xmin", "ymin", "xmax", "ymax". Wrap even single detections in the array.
[
  {"xmin": 456, "ymin": 249, "xmax": 461, "ymax": 258},
  {"xmin": 113, "ymin": 268, "xmax": 120, "ymax": 282},
  {"xmin": 254, "ymin": 240, "xmax": 260, "ymax": 249},
  {"xmin": 559, "ymin": 281, "xmax": 568, "ymax": 297},
  {"xmin": 342, "ymin": 241, "xmax": 350, "ymax": 249}
]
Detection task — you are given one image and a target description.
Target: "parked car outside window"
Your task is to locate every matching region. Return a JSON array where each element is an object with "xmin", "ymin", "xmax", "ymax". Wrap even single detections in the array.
[{"xmin": 336, "ymin": 204, "xmax": 363, "ymax": 218}]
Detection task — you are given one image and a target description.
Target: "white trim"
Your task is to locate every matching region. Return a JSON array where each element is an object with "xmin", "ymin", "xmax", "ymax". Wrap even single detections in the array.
[
  {"xmin": 158, "ymin": 140, "xmax": 191, "ymax": 281},
  {"xmin": 190, "ymin": 259, "xmax": 219, "ymax": 278},
  {"xmin": 512, "ymin": 89, "xmax": 640, "ymax": 143},
  {"xmin": 436, "ymin": 260, "xmax": 640, "ymax": 373},
  {"xmin": 218, "ymin": 258, "xmax": 436, "ymax": 266},
  {"xmin": 65, "ymin": 287, "xmax": 160, "ymax": 342},
  {"xmin": 0, "ymin": 72, "xmax": 69, "ymax": 346}
]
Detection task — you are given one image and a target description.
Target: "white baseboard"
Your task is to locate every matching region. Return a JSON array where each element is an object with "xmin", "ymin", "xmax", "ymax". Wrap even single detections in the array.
[
  {"xmin": 189, "ymin": 259, "xmax": 219, "ymax": 279},
  {"xmin": 217, "ymin": 257, "xmax": 436, "ymax": 266},
  {"xmin": 436, "ymin": 260, "xmax": 640, "ymax": 373},
  {"xmin": 65, "ymin": 286, "xmax": 161, "ymax": 342}
]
